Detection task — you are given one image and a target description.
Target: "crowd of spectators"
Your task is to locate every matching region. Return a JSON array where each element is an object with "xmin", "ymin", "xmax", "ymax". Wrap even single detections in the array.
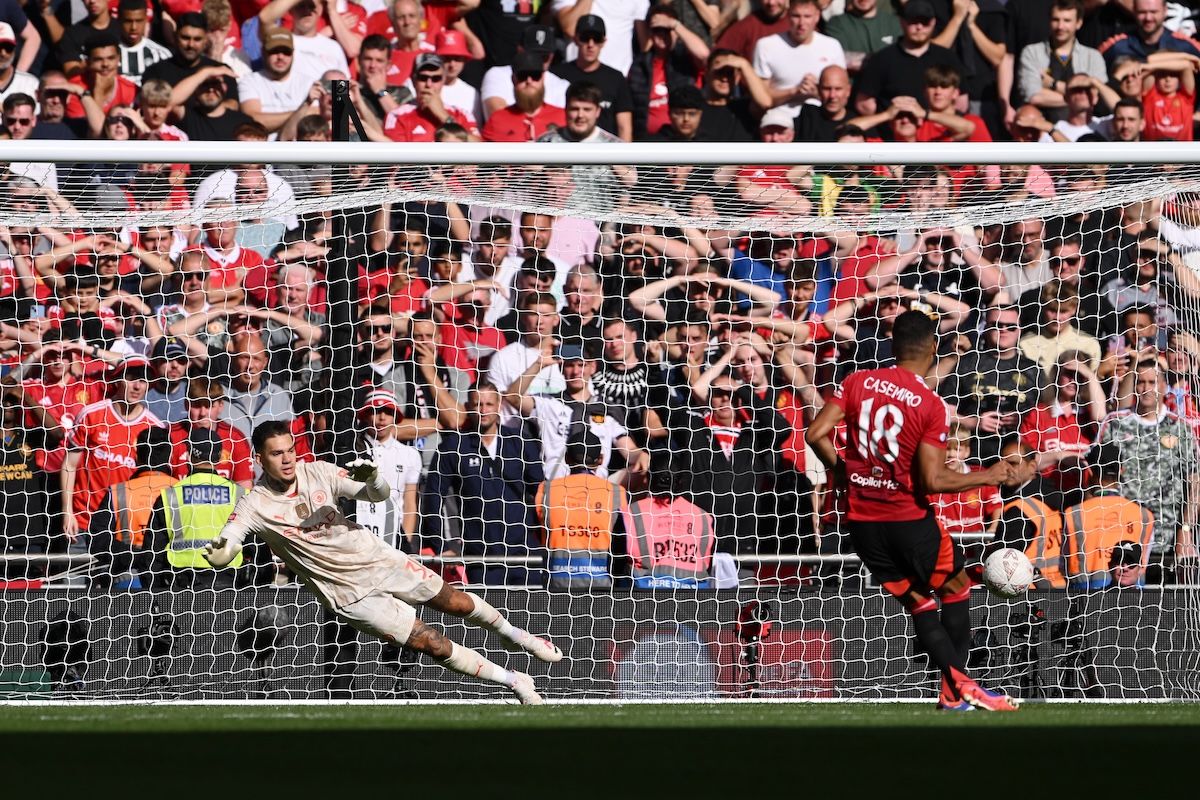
[{"xmin": 1, "ymin": 0, "xmax": 1199, "ymax": 591}]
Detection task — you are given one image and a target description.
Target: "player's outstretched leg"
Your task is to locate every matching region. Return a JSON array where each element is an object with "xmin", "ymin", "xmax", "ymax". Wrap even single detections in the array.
[
  {"xmin": 406, "ymin": 620, "xmax": 543, "ymax": 705},
  {"xmin": 425, "ymin": 586, "xmax": 563, "ymax": 664},
  {"xmin": 935, "ymin": 571, "xmax": 1019, "ymax": 713}
]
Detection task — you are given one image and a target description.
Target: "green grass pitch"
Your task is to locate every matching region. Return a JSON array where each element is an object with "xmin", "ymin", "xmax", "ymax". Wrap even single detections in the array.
[{"xmin": 1, "ymin": 703, "xmax": 1197, "ymax": 795}]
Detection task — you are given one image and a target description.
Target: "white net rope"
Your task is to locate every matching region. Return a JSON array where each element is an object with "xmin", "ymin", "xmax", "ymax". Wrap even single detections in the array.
[{"xmin": 0, "ymin": 148, "xmax": 1198, "ymax": 701}]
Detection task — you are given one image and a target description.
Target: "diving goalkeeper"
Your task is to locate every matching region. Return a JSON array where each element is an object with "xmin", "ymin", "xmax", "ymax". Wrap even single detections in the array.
[{"xmin": 203, "ymin": 420, "xmax": 560, "ymax": 704}]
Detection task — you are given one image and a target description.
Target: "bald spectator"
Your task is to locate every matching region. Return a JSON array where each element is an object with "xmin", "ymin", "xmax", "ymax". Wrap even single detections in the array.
[
  {"xmin": 793, "ymin": 65, "xmax": 852, "ymax": 142},
  {"xmin": 481, "ymin": 51, "xmax": 565, "ymax": 142},
  {"xmin": 715, "ymin": 0, "xmax": 789, "ymax": 61},
  {"xmin": 213, "ymin": 331, "xmax": 295, "ymax": 438}
]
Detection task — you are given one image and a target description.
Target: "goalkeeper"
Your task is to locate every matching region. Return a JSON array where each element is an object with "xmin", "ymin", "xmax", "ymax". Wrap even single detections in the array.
[{"xmin": 203, "ymin": 420, "xmax": 560, "ymax": 704}]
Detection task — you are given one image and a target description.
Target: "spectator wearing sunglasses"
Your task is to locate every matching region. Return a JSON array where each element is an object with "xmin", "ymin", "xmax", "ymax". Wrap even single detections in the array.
[
  {"xmin": 481, "ymin": 50, "xmax": 565, "ymax": 143},
  {"xmin": 551, "ymin": 14, "xmax": 634, "ymax": 141},
  {"xmin": 383, "ymin": 53, "xmax": 478, "ymax": 142}
]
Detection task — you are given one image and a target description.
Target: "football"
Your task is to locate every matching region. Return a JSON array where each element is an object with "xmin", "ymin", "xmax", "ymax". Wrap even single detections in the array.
[{"xmin": 982, "ymin": 548, "xmax": 1035, "ymax": 598}]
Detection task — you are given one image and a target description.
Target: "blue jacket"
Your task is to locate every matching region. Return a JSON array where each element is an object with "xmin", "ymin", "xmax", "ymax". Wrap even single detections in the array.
[{"xmin": 422, "ymin": 428, "xmax": 545, "ymax": 585}]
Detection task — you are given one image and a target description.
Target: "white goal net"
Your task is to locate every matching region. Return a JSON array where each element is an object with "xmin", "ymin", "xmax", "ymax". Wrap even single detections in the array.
[{"xmin": 1, "ymin": 140, "xmax": 1198, "ymax": 701}]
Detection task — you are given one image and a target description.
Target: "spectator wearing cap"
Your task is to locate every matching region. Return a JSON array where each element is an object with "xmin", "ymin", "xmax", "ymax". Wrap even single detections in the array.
[
  {"xmin": 555, "ymin": 1, "xmax": 649, "ymax": 77},
  {"xmin": 167, "ymin": 376, "xmax": 253, "ymax": 490},
  {"xmin": 1063, "ymin": 444, "xmax": 1155, "ymax": 589},
  {"xmin": 629, "ymin": 5, "xmax": 707, "ymax": 138},
  {"xmin": 534, "ymin": 425, "xmax": 629, "ymax": 590},
  {"xmin": 238, "ymin": 26, "xmax": 313, "ymax": 134},
  {"xmin": 116, "ymin": 0, "xmax": 169, "ymax": 86},
  {"xmin": 643, "ymin": 83, "xmax": 710, "ymax": 142},
  {"xmin": 422, "ymin": 382, "xmax": 544, "ymax": 586},
  {"xmin": 143, "ymin": 12, "xmax": 240, "ymax": 103},
  {"xmin": 352, "ymin": 388, "xmax": 422, "ymax": 551},
  {"xmin": 752, "ymin": 0, "xmax": 845, "ymax": 113},
  {"xmin": 853, "ymin": 0, "xmax": 964, "ymax": 117},
  {"xmin": 0, "ymin": 22, "xmax": 37, "ymax": 106},
  {"xmin": 480, "ymin": 50, "xmax": 566, "ymax": 142},
  {"xmin": 258, "ymin": 0, "xmax": 349, "ymax": 86},
  {"xmin": 65, "ymin": 33, "xmax": 139, "ymax": 126},
  {"xmin": 758, "ymin": 105, "xmax": 797, "ymax": 142},
  {"xmin": 145, "ymin": 426, "xmax": 247, "ymax": 589},
  {"xmin": 430, "ymin": 27, "xmax": 482, "ymax": 124},
  {"xmin": 144, "ymin": 336, "xmax": 192, "ymax": 424},
  {"xmin": 61, "ymin": 354, "xmax": 164, "ymax": 547},
  {"xmin": 384, "ymin": 53, "xmax": 480, "ymax": 142},
  {"xmin": 57, "ymin": 0, "xmax": 120, "ymax": 77},
  {"xmin": 481, "ymin": 24, "xmax": 570, "ymax": 120},
  {"xmin": 698, "ymin": 48, "xmax": 772, "ymax": 142},
  {"xmin": 715, "ymin": 0, "xmax": 789, "ymax": 61},
  {"xmin": 87, "ymin": 426, "xmax": 176, "ymax": 591},
  {"xmin": 551, "ymin": 13, "xmax": 635, "ymax": 141},
  {"xmin": 504, "ymin": 338, "xmax": 648, "ymax": 482}
]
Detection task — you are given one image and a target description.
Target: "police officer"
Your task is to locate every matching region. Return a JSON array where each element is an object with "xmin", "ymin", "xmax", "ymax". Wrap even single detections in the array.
[{"xmin": 146, "ymin": 428, "xmax": 245, "ymax": 589}]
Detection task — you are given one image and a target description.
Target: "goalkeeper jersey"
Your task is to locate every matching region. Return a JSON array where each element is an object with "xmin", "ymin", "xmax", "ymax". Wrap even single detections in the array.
[{"xmin": 220, "ymin": 460, "xmax": 402, "ymax": 609}]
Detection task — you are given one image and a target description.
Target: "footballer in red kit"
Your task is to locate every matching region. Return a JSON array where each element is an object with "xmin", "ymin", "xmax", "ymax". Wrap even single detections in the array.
[{"xmin": 807, "ymin": 311, "xmax": 1033, "ymax": 712}]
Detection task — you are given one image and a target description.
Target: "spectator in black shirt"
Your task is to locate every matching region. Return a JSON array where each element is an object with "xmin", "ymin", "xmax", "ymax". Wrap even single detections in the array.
[
  {"xmin": 0, "ymin": 388, "xmax": 47, "ymax": 577},
  {"xmin": 57, "ymin": 0, "xmax": 118, "ymax": 77},
  {"xmin": 645, "ymin": 83, "xmax": 711, "ymax": 142},
  {"xmin": 142, "ymin": 13, "xmax": 238, "ymax": 103},
  {"xmin": 551, "ymin": 14, "xmax": 634, "ymax": 141},
  {"xmin": 854, "ymin": 0, "xmax": 965, "ymax": 115},
  {"xmin": 31, "ymin": 71, "xmax": 81, "ymax": 139},
  {"xmin": 172, "ymin": 66, "xmax": 254, "ymax": 141},
  {"xmin": 697, "ymin": 48, "xmax": 771, "ymax": 142},
  {"xmin": 795, "ymin": 64, "xmax": 853, "ymax": 141}
]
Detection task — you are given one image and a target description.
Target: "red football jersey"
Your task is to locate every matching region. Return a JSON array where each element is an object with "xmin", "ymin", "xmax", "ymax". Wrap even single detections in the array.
[
  {"xmin": 21, "ymin": 377, "xmax": 103, "ymax": 471},
  {"xmin": 930, "ymin": 467, "xmax": 1002, "ymax": 534},
  {"xmin": 828, "ymin": 366, "xmax": 950, "ymax": 522},
  {"xmin": 67, "ymin": 400, "xmax": 164, "ymax": 530},
  {"xmin": 167, "ymin": 420, "xmax": 254, "ymax": 486}
]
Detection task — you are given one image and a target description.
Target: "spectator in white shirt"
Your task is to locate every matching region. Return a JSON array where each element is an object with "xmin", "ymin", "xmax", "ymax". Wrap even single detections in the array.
[
  {"xmin": 0, "ymin": 23, "xmax": 37, "ymax": 105},
  {"xmin": 258, "ymin": 0, "xmax": 350, "ymax": 86},
  {"xmin": 238, "ymin": 27, "xmax": 313, "ymax": 134},
  {"xmin": 117, "ymin": 0, "xmax": 170, "ymax": 85},
  {"xmin": 753, "ymin": 0, "xmax": 846, "ymax": 111}
]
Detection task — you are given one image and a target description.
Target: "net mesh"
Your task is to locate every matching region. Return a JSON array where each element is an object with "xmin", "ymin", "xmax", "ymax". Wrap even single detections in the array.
[{"xmin": 1, "ymin": 149, "xmax": 1199, "ymax": 701}]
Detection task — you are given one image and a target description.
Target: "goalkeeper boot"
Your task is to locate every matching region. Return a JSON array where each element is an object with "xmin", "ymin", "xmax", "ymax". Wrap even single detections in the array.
[
  {"xmin": 510, "ymin": 672, "xmax": 544, "ymax": 706},
  {"xmin": 503, "ymin": 631, "xmax": 564, "ymax": 664},
  {"xmin": 959, "ymin": 680, "xmax": 1020, "ymax": 712},
  {"xmin": 936, "ymin": 677, "xmax": 974, "ymax": 712}
]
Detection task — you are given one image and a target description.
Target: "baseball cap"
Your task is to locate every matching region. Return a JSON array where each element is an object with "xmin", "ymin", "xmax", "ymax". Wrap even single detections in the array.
[
  {"xmin": 435, "ymin": 29, "xmax": 472, "ymax": 59},
  {"xmin": 414, "ymin": 52, "xmax": 444, "ymax": 73},
  {"xmin": 521, "ymin": 24, "xmax": 555, "ymax": 55},
  {"xmin": 576, "ymin": 14, "xmax": 606, "ymax": 39},
  {"xmin": 1109, "ymin": 540, "xmax": 1143, "ymax": 568},
  {"xmin": 187, "ymin": 427, "xmax": 224, "ymax": 466},
  {"xmin": 0, "ymin": 22, "xmax": 16, "ymax": 45},
  {"xmin": 360, "ymin": 388, "xmax": 400, "ymax": 416},
  {"xmin": 262, "ymin": 26, "xmax": 294, "ymax": 53},
  {"xmin": 109, "ymin": 353, "xmax": 153, "ymax": 378},
  {"xmin": 554, "ymin": 343, "xmax": 586, "ymax": 362},
  {"xmin": 902, "ymin": 0, "xmax": 936, "ymax": 21},
  {"xmin": 760, "ymin": 106, "xmax": 797, "ymax": 130},
  {"xmin": 511, "ymin": 50, "xmax": 545, "ymax": 75},
  {"xmin": 152, "ymin": 336, "xmax": 189, "ymax": 362},
  {"xmin": 668, "ymin": 83, "xmax": 706, "ymax": 110},
  {"xmin": 564, "ymin": 425, "xmax": 603, "ymax": 467}
]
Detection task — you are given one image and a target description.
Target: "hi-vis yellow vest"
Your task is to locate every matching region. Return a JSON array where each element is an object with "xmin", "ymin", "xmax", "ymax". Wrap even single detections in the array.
[{"xmin": 161, "ymin": 473, "xmax": 244, "ymax": 569}]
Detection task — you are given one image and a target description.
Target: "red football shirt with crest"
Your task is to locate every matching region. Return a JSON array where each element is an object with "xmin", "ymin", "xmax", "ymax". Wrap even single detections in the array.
[
  {"xmin": 167, "ymin": 420, "xmax": 254, "ymax": 486},
  {"xmin": 67, "ymin": 400, "xmax": 164, "ymax": 530},
  {"xmin": 828, "ymin": 366, "xmax": 950, "ymax": 522}
]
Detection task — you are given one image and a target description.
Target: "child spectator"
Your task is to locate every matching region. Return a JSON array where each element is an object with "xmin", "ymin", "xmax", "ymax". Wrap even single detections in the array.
[
  {"xmin": 929, "ymin": 425, "xmax": 1003, "ymax": 536},
  {"xmin": 1141, "ymin": 53, "xmax": 1198, "ymax": 142}
]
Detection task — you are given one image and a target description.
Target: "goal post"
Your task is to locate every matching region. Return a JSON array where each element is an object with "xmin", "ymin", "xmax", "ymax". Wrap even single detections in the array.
[{"xmin": 0, "ymin": 140, "xmax": 1198, "ymax": 701}]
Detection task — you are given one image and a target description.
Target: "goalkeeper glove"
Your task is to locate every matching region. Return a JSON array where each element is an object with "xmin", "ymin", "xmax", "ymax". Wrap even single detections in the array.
[
  {"xmin": 203, "ymin": 536, "xmax": 239, "ymax": 568},
  {"xmin": 346, "ymin": 458, "xmax": 379, "ymax": 483}
]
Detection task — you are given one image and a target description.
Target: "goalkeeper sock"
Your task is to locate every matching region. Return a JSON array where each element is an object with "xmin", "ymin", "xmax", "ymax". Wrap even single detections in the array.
[
  {"xmin": 940, "ymin": 587, "xmax": 973, "ymax": 665},
  {"xmin": 437, "ymin": 642, "xmax": 516, "ymax": 687},
  {"xmin": 910, "ymin": 598, "xmax": 967, "ymax": 687},
  {"xmin": 464, "ymin": 593, "xmax": 521, "ymax": 641}
]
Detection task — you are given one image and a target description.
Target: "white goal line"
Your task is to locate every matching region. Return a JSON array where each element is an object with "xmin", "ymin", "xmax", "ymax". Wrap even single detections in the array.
[{"xmin": 0, "ymin": 698, "xmax": 1186, "ymax": 707}]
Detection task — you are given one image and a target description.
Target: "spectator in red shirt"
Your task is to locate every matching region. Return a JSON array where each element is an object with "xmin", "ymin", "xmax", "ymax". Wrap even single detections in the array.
[
  {"xmin": 847, "ymin": 93, "xmax": 974, "ymax": 142},
  {"xmin": 168, "ymin": 376, "xmax": 254, "ymax": 489},
  {"xmin": 1141, "ymin": 53, "xmax": 1198, "ymax": 141},
  {"xmin": 67, "ymin": 33, "xmax": 139, "ymax": 136},
  {"xmin": 481, "ymin": 51, "xmax": 565, "ymax": 143},
  {"xmin": 1019, "ymin": 354, "xmax": 1107, "ymax": 478},
  {"xmin": 383, "ymin": 53, "xmax": 479, "ymax": 142},
  {"xmin": 930, "ymin": 425, "xmax": 1003, "ymax": 536},
  {"xmin": 715, "ymin": 0, "xmax": 788, "ymax": 61},
  {"xmin": 919, "ymin": 65, "xmax": 989, "ymax": 142},
  {"xmin": 364, "ymin": 0, "xmax": 433, "ymax": 86}
]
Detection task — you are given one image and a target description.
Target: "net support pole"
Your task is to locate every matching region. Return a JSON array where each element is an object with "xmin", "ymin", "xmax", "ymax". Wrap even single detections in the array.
[{"xmin": 326, "ymin": 80, "xmax": 365, "ymax": 460}]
